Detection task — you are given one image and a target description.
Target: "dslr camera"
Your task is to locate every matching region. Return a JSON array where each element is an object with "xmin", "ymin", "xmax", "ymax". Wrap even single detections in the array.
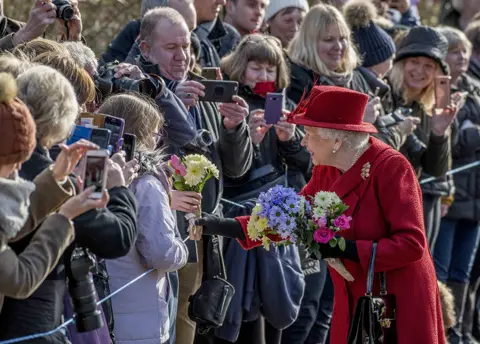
[
  {"xmin": 181, "ymin": 130, "xmax": 214, "ymax": 156},
  {"xmin": 52, "ymin": 0, "xmax": 74, "ymax": 21},
  {"xmin": 95, "ymin": 61, "xmax": 162, "ymax": 102},
  {"xmin": 66, "ymin": 246, "xmax": 104, "ymax": 332}
]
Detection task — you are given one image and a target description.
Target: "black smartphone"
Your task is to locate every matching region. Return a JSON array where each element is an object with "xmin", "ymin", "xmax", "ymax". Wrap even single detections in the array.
[
  {"xmin": 103, "ymin": 115, "xmax": 125, "ymax": 152},
  {"xmin": 122, "ymin": 133, "xmax": 137, "ymax": 162},
  {"xmin": 264, "ymin": 93, "xmax": 284, "ymax": 125},
  {"xmin": 91, "ymin": 128, "xmax": 111, "ymax": 149},
  {"xmin": 199, "ymin": 80, "xmax": 238, "ymax": 103}
]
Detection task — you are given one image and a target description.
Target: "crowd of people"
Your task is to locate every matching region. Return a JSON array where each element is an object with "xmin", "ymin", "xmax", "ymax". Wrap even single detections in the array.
[{"xmin": 1, "ymin": 0, "xmax": 480, "ymax": 343}]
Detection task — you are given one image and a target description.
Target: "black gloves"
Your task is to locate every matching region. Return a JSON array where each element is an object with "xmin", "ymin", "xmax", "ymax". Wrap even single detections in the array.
[
  {"xmin": 195, "ymin": 213, "xmax": 246, "ymax": 240},
  {"xmin": 315, "ymin": 240, "xmax": 360, "ymax": 262}
]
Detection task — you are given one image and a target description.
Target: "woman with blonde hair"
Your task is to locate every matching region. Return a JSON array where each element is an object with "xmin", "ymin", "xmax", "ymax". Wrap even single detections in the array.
[
  {"xmin": 98, "ymin": 93, "xmax": 188, "ymax": 344},
  {"xmin": 287, "ymin": 4, "xmax": 369, "ymax": 103},
  {"xmin": 387, "ymin": 26, "xmax": 464, "ymax": 253}
]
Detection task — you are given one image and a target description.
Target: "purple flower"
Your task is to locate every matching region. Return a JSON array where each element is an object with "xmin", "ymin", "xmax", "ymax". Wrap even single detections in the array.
[
  {"xmin": 313, "ymin": 228, "xmax": 335, "ymax": 244},
  {"xmin": 333, "ymin": 214, "xmax": 352, "ymax": 230},
  {"xmin": 315, "ymin": 217, "xmax": 327, "ymax": 228}
]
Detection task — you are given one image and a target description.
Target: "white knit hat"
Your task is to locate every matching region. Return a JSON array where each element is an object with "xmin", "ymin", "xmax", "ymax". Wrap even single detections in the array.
[{"xmin": 265, "ymin": 0, "xmax": 310, "ymax": 22}]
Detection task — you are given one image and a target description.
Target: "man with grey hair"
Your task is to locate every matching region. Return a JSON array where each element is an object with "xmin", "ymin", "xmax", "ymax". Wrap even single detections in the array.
[{"xmin": 101, "ymin": 0, "xmax": 196, "ymax": 65}]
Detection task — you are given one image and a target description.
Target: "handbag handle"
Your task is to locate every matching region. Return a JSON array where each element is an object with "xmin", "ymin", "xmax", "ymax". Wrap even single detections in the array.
[{"xmin": 366, "ymin": 243, "xmax": 388, "ymax": 296}]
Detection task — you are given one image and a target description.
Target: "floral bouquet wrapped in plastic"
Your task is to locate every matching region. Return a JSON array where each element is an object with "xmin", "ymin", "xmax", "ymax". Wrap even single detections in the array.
[
  {"xmin": 247, "ymin": 185, "xmax": 311, "ymax": 249},
  {"xmin": 169, "ymin": 154, "xmax": 219, "ymax": 240}
]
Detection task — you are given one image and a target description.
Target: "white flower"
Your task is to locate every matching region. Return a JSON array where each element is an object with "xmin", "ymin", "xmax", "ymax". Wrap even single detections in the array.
[
  {"xmin": 314, "ymin": 191, "xmax": 341, "ymax": 210},
  {"xmin": 184, "ymin": 161, "xmax": 206, "ymax": 186}
]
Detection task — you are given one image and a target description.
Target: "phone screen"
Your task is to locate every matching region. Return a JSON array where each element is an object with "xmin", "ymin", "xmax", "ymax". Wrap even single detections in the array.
[
  {"xmin": 84, "ymin": 156, "xmax": 106, "ymax": 193},
  {"xmin": 123, "ymin": 134, "xmax": 136, "ymax": 161},
  {"xmin": 91, "ymin": 129, "xmax": 110, "ymax": 149}
]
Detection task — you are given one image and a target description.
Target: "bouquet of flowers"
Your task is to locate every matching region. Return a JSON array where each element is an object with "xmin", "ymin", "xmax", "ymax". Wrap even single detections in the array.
[
  {"xmin": 169, "ymin": 154, "xmax": 219, "ymax": 239},
  {"xmin": 247, "ymin": 185, "xmax": 311, "ymax": 249},
  {"xmin": 303, "ymin": 191, "xmax": 354, "ymax": 281}
]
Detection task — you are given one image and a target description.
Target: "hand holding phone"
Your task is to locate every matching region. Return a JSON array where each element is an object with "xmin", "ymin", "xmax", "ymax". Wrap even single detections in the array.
[
  {"xmin": 202, "ymin": 67, "xmax": 222, "ymax": 80},
  {"xmin": 103, "ymin": 115, "xmax": 125, "ymax": 153},
  {"xmin": 199, "ymin": 80, "xmax": 238, "ymax": 103},
  {"xmin": 219, "ymin": 95, "xmax": 249, "ymax": 130},
  {"xmin": 122, "ymin": 133, "xmax": 137, "ymax": 162},
  {"xmin": 434, "ymin": 76, "xmax": 451, "ymax": 110}
]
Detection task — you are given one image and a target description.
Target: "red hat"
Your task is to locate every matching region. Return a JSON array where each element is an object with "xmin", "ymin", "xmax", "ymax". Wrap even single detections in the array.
[{"xmin": 287, "ymin": 85, "xmax": 377, "ymax": 133}]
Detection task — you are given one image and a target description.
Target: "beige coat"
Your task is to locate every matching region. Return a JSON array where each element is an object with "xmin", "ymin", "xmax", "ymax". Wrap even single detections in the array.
[{"xmin": 0, "ymin": 167, "xmax": 75, "ymax": 311}]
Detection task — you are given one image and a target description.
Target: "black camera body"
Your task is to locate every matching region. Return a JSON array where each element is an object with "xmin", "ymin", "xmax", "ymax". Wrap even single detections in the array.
[
  {"xmin": 181, "ymin": 129, "xmax": 213, "ymax": 156},
  {"xmin": 52, "ymin": 0, "xmax": 74, "ymax": 21},
  {"xmin": 66, "ymin": 247, "xmax": 104, "ymax": 333},
  {"xmin": 95, "ymin": 61, "xmax": 162, "ymax": 101}
]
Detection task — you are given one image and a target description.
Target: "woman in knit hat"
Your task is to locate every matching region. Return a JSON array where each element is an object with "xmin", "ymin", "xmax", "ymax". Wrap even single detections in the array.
[
  {"xmin": 388, "ymin": 26, "xmax": 466, "ymax": 254},
  {"xmin": 344, "ymin": 0, "xmax": 420, "ymax": 151},
  {"xmin": 0, "ymin": 72, "xmax": 109, "ymax": 312},
  {"xmin": 264, "ymin": 0, "xmax": 309, "ymax": 47}
]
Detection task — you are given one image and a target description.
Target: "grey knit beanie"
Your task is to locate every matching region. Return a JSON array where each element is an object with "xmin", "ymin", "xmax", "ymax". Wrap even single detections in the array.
[{"xmin": 265, "ymin": 0, "xmax": 309, "ymax": 22}]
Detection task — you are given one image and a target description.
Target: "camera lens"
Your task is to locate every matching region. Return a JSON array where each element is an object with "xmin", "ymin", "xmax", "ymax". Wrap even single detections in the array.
[
  {"xmin": 214, "ymin": 87, "xmax": 224, "ymax": 96},
  {"xmin": 195, "ymin": 130, "xmax": 213, "ymax": 147},
  {"xmin": 58, "ymin": 5, "xmax": 74, "ymax": 20}
]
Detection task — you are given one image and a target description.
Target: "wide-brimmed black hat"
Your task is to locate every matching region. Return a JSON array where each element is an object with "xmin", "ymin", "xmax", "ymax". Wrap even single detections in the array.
[{"xmin": 394, "ymin": 26, "xmax": 450, "ymax": 75}]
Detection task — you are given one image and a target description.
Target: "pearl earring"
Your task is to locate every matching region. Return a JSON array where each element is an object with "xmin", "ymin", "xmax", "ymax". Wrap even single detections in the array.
[{"xmin": 332, "ymin": 149, "xmax": 337, "ymax": 154}]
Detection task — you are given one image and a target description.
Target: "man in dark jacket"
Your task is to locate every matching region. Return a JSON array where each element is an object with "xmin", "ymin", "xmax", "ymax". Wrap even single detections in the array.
[
  {"xmin": 136, "ymin": 7, "xmax": 252, "ymax": 344},
  {"xmin": 0, "ymin": 144, "xmax": 138, "ymax": 343},
  {"xmin": 193, "ymin": 0, "xmax": 240, "ymax": 67}
]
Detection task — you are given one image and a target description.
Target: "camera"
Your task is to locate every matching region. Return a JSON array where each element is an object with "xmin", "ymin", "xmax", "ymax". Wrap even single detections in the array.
[
  {"xmin": 52, "ymin": 0, "xmax": 74, "ymax": 21},
  {"xmin": 66, "ymin": 247, "xmax": 104, "ymax": 332},
  {"xmin": 181, "ymin": 130, "xmax": 213, "ymax": 155},
  {"xmin": 95, "ymin": 61, "xmax": 161, "ymax": 101}
]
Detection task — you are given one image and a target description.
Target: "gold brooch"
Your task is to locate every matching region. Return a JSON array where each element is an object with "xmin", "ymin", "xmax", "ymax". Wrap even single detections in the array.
[{"xmin": 361, "ymin": 162, "xmax": 371, "ymax": 180}]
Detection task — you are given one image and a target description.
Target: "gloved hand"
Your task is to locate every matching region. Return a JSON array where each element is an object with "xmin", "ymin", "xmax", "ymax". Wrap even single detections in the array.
[
  {"xmin": 195, "ymin": 213, "xmax": 245, "ymax": 240},
  {"xmin": 314, "ymin": 240, "xmax": 360, "ymax": 262}
]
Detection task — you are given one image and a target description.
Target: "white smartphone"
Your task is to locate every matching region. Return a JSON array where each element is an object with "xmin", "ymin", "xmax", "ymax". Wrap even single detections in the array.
[{"xmin": 81, "ymin": 150, "xmax": 109, "ymax": 199}]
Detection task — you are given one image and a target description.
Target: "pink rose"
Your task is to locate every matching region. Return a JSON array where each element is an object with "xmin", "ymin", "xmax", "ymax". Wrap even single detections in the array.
[
  {"xmin": 170, "ymin": 155, "xmax": 187, "ymax": 176},
  {"xmin": 333, "ymin": 214, "xmax": 352, "ymax": 230},
  {"xmin": 315, "ymin": 217, "xmax": 327, "ymax": 228},
  {"xmin": 313, "ymin": 228, "xmax": 335, "ymax": 244}
]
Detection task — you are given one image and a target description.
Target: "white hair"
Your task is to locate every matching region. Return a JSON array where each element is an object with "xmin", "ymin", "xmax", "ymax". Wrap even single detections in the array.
[
  {"xmin": 62, "ymin": 41, "xmax": 98, "ymax": 72},
  {"xmin": 141, "ymin": 0, "xmax": 169, "ymax": 17},
  {"xmin": 16, "ymin": 66, "xmax": 79, "ymax": 148},
  {"xmin": 316, "ymin": 128, "xmax": 369, "ymax": 150}
]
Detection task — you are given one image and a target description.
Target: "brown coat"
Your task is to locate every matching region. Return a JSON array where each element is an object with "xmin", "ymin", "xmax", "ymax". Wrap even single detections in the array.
[{"xmin": 0, "ymin": 167, "xmax": 75, "ymax": 311}]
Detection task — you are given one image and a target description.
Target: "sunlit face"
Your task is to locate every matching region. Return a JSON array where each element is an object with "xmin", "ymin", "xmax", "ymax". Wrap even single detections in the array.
[
  {"xmin": 227, "ymin": 0, "xmax": 268, "ymax": 34},
  {"xmin": 141, "ymin": 20, "xmax": 191, "ymax": 81},
  {"xmin": 242, "ymin": 60, "xmax": 277, "ymax": 88},
  {"xmin": 445, "ymin": 45, "xmax": 470, "ymax": 77},
  {"xmin": 194, "ymin": 0, "xmax": 225, "ymax": 24},
  {"xmin": 268, "ymin": 7, "xmax": 306, "ymax": 47},
  {"xmin": 403, "ymin": 56, "xmax": 438, "ymax": 92},
  {"xmin": 317, "ymin": 25, "xmax": 348, "ymax": 71},
  {"xmin": 301, "ymin": 127, "xmax": 338, "ymax": 166}
]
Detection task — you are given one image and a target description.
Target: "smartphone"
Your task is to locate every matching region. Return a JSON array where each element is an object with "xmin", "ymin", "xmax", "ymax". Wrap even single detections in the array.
[
  {"xmin": 91, "ymin": 128, "xmax": 111, "ymax": 149},
  {"xmin": 202, "ymin": 67, "xmax": 221, "ymax": 80},
  {"xmin": 67, "ymin": 125, "xmax": 92, "ymax": 145},
  {"xmin": 435, "ymin": 76, "xmax": 451, "ymax": 109},
  {"xmin": 123, "ymin": 133, "xmax": 137, "ymax": 162},
  {"xmin": 103, "ymin": 115, "xmax": 125, "ymax": 153},
  {"xmin": 198, "ymin": 80, "xmax": 238, "ymax": 103},
  {"xmin": 79, "ymin": 113, "xmax": 105, "ymax": 128},
  {"xmin": 82, "ymin": 150, "xmax": 109, "ymax": 199},
  {"xmin": 264, "ymin": 93, "xmax": 284, "ymax": 125}
]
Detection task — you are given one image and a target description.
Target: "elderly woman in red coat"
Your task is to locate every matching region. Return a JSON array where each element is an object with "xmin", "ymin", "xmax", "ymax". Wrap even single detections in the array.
[{"xmin": 198, "ymin": 85, "xmax": 447, "ymax": 344}]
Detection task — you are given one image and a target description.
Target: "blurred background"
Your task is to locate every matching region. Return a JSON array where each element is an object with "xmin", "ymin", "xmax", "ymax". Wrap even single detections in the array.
[{"xmin": 4, "ymin": 0, "xmax": 441, "ymax": 55}]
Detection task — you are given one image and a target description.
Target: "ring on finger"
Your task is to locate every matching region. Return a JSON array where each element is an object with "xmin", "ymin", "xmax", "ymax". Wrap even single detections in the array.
[{"xmin": 186, "ymin": 93, "xmax": 193, "ymax": 98}]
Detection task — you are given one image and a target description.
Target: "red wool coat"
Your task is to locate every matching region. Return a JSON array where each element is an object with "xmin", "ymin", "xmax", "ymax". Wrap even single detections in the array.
[{"xmin": 236, "ymin": 137, "xmax": 446, "ymax": 344}]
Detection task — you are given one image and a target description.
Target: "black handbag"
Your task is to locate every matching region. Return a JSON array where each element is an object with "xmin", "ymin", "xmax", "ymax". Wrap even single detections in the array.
[
  {"xmin": 347, "ymin": 243, "xmax": 397, "ymax": 344},
  {"xmin": 188, "ymin": 235, "xmax": 235, "ymax": 334}
]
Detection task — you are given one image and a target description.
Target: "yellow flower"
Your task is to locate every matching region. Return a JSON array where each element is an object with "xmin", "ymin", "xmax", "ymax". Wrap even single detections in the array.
[
  {"xmin": 262, "ymin": 237, "xmax": 271, "ymax": 251},
  {"xmin": 184, "ymin": 161, "xmax": 206, "ymax": 186},
  {"xmin": 247, "ymin": 218, "xmax": 259, "ymax": 240},
  {"xmin": 255, "ymin": 217, "xmax": 269, "ymax": 233}
]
